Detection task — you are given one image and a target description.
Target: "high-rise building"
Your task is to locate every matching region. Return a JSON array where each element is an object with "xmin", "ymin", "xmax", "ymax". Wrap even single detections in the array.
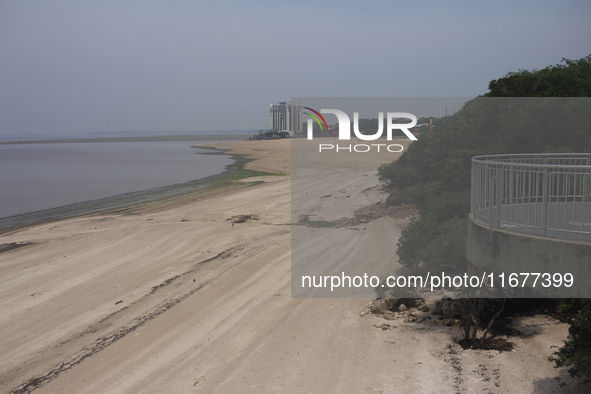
[{"xmin": 270, "ymin": 102, "xmax": 301, "ymax": 136}]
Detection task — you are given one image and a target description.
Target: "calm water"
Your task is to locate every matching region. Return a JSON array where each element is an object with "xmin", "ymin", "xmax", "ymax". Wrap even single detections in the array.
[{"xmin": 0, "ymin": 141, "xmax": 233, "ymax": 218}]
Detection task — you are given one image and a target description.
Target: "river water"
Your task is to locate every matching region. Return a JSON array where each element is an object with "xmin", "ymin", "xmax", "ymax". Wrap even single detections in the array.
[{"xmin": 0, "ymin": 141, "xmax": 233, "ymax": 221}]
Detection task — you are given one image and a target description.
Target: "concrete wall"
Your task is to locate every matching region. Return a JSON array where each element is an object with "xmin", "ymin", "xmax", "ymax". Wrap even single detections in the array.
[{"xmin": 467, "ymin": 214, "xmax": 591, "ymax": 297}]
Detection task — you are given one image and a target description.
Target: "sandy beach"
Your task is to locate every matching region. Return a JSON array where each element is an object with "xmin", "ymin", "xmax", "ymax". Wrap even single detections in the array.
[{"xmin": 0, "ymin": 138, "xmax": 587, "ymax": 393}]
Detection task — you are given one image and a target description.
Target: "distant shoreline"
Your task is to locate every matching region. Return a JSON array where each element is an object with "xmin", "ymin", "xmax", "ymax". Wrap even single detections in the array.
[{"xmin": 0, "ymin": 133, "xmax": 249, "ymax": 145}]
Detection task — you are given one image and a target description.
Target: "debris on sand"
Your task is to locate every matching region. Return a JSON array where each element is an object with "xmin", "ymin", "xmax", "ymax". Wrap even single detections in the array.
[
  {"xmin": 227, "ymin": 214, "xmax": 259, "ymax": 223},
  {"xmin": 0, "ymin": 242, "xmax": 34, "ymax": 254}
]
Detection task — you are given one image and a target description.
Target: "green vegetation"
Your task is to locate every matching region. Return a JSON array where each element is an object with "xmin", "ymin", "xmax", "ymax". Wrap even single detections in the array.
[
  {"xmin": 549, "ymin": 299, "xmax": 591, "ymax": 383},
  {"xmin": 215, "ymin": 168, "xmax": 279, "ymax": 183},
  {"xmin": 377, "ymin": 54, "xmax": 591, "ymax": 367},
  {"xmin": 192, "ymin": 147, "xmax": 285, "ymax": 186},
  {"xmin": 250, "ymin": 130, "xmax": 291, "ymax": 140},
  {"xmin": 213, "ymin": 156, "xmax": 283, "ymax": 185},
  {"xmin": 191, "ymin": 145, "xmax": 221, "ymax": 150},
  {"xmin": 378, "ymin": 55, "xmax": 590, "ymax": 274},
  {"xmin": 264, "ymin": 130, "xmax": 290, "ymax": 139},
  {"xmin": 486, "ymin": 55, "xmax": 591, "ymax": 97}
]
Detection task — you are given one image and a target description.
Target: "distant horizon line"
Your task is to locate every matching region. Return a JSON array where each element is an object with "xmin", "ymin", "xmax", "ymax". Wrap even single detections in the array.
[
  {"xmin": 0, "ymin": 130, "xmax": 260, "ymax": 143},
  {"xmin": 0, "ymin": 130, "xmax": 260, "ymax": 140},
  {"xmin": 88, "ymin": 130, "xmax": 259, "ymax": 134}
]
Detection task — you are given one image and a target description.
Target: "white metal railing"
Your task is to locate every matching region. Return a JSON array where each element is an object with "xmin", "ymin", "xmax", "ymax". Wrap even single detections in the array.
[{"xmin": 471, "ymin": 153, "xmax": 591, "ymax": 242}]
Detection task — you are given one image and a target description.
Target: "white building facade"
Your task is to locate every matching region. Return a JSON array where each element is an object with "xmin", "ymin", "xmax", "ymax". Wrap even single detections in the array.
[{"xmin": 270, "ymin": 102, "xmax": 301, "ymax": 136}]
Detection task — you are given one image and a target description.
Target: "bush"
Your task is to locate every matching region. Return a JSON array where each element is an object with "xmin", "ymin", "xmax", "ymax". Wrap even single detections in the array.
[{"xmin": 550, "ymin": 299, "xmax": 591, "ymax": 382}]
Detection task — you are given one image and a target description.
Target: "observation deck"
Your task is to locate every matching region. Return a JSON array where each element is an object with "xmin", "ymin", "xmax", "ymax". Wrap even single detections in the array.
[{"xmin": 466, "ymin": 153, "xmax": 591, "ymax": 297}]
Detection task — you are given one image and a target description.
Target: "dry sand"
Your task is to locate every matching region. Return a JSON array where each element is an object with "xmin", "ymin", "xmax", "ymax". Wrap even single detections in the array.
[{"xmin": 0, "ymin": 138, "xmax": 588, "ymax": 393}]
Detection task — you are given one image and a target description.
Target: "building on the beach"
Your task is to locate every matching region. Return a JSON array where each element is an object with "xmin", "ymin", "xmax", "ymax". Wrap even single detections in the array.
[{"xmin": 270, "ymin": 102, "xmax": 301, "ymax": 136}]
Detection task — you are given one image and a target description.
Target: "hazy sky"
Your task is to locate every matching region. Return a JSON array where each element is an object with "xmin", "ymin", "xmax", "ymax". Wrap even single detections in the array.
[{"xmin": 1, "ymin": 0, "xmax": 590, "ymax": 135}]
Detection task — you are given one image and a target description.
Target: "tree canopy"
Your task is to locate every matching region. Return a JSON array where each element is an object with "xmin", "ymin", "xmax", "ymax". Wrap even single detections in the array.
[{"xmin": 486, "ymin": 55, "xmax": 591, "ymax": 97}]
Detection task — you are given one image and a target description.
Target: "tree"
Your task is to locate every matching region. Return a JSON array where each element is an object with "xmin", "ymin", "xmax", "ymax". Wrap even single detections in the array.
[
  {"xmin": 486, "ymin": 55, "xmax": 591, "ymax": 97},
  {"xmin": 550, "ymin": 299, "xmax": 591, "ymax": 382}
]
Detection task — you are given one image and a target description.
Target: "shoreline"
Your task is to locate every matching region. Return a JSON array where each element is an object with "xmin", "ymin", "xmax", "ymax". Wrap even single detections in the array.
[{"xmin": 0, "ymin": 142, "xmax": 278, "ymax": 233}]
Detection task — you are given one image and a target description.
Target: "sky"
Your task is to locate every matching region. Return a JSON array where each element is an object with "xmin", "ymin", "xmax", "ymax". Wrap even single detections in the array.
[{"xmin": 1, "ymin": 0, "xmax": 590, "ymax": 136}]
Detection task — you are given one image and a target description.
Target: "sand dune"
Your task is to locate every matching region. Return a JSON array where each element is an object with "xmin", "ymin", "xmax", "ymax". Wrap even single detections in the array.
[{"xmin": 0, "ymin": 139, "xmax": 586, "ymax": 393}]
